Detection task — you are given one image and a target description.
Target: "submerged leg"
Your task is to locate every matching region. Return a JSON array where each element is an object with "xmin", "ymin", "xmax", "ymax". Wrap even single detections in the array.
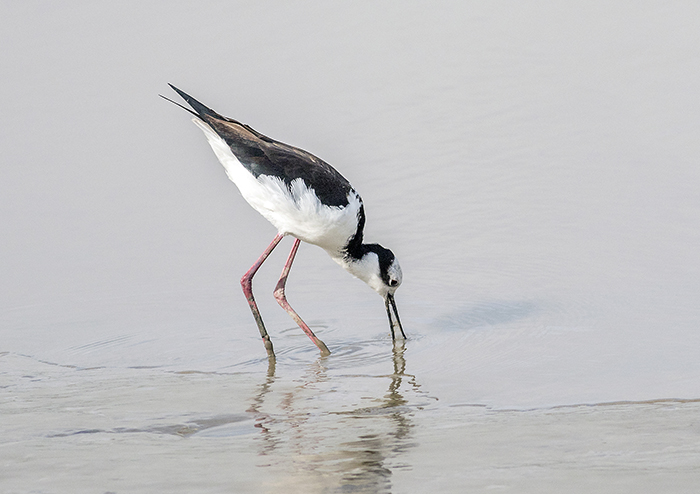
[
  {"xmin": 241, "ymin": 233, "xmax": 284, "ymax": 358},
  {"xmin": 273, "ymin": 238, "xmax": 331, "ymax": 356}
]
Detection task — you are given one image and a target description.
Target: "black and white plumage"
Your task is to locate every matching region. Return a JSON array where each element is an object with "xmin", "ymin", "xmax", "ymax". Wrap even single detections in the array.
[{"xmin": 163, "ymin": 84, "xmax": 404, "ymax": 357}]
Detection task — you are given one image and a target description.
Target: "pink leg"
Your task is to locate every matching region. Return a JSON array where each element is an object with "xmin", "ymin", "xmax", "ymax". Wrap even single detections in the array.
[
  {"xmin": 273, "ymin": 238, "xmax": 331, "ymax": 356},
  {"xmin": 241, "ymin": 233, "xmax": 284, "ymax": 358}
]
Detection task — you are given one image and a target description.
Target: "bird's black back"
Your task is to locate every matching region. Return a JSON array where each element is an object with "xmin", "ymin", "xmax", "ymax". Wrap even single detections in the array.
[{"xmin": 166, "ymin": 85, "xmax": 354, "ymax": 207}]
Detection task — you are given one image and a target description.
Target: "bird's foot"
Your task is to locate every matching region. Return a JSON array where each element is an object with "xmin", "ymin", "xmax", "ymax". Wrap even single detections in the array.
[
  {"xmin": 314, "ymin": 338, "xmax": 331, "ymax": 357},
  {"xmin": 262, "ymin": 335, "xmax": 275, "ymax": 358}
]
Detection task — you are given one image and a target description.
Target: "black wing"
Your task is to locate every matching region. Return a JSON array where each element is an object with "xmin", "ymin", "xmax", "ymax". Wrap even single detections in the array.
[{"xmin": 165, "ymin": 84, "xmax": 354, "ymax": 207}]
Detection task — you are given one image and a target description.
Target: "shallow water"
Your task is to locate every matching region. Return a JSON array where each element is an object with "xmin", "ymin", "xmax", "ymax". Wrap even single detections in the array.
[{"xmin": 2, "ymin": 2, "xmax": 700, "ymax": 492}]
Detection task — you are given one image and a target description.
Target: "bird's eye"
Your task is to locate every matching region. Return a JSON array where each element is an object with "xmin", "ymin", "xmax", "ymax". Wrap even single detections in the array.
[{"xmin": 389, "ymin": 279, "xmax": 398, "ymax": 287}]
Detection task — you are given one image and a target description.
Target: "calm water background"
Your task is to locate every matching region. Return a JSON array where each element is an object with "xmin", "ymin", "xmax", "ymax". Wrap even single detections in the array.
[{"xmin": 2, "ymin": 2, "xmax": 700, "ymax": 492}]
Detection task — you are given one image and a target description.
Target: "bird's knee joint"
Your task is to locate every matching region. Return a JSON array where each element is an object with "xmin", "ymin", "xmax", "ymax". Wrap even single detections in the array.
[{"xmin": 241, "ymin": 275, "xmax": 253, "ymax": 291}]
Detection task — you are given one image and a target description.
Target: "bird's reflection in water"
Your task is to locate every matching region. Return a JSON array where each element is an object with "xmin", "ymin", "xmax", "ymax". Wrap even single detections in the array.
[
  {"xmin": 246, "ymin": 341, "xmax": 426, "ymax": 493},
  {"xmin": 246, "ymin": 356, "xmax": 279, "ymax": 456}
]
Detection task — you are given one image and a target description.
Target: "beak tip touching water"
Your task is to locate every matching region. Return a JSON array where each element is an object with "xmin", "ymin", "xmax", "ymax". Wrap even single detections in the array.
[{"xmin": 385, "ymin": 293, "xmax": 406, "ymax": 340}]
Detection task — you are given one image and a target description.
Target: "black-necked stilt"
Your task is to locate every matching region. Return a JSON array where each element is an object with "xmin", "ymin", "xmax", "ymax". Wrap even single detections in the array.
[{"xmin": 162, "ymin": 84, "xmax": 405, "ymax": 357}]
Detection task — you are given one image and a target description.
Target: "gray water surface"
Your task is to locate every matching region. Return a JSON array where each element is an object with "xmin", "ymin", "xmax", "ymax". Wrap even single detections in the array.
[{"xmin": 2, "ymin": 2, "xmax": 700, "ymax": 492}]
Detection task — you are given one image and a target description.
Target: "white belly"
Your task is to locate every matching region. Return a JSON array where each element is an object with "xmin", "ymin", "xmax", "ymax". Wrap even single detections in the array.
[{"xmin": 193, "ymin": 119, "xmax": 361, "ymax": 254}]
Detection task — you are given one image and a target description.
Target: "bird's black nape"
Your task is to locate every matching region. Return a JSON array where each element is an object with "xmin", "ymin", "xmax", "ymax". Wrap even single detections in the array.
[
  {"xmin": 362, "ymin": 243, "xmax": 397, "ymax": 287},
  {"xmin": 343, "ymin": 205, "xmax": 366, "ymax": 260}
]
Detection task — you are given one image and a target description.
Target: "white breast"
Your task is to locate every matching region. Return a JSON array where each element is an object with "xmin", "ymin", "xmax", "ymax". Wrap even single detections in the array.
[{"xmin": 193, "ymin": 119, "xmax": 361, "ymax": 254}]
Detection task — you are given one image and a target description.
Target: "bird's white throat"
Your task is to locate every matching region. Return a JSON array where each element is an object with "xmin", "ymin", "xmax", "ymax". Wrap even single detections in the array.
[{"xmin": 330, "ymin": 251, "xmax": 400, "ymax": 298}]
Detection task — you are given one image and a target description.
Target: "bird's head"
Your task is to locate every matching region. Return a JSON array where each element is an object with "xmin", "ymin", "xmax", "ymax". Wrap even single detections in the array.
[
  {"xmin": 357, "ymin": 244, "xmax": 402, "ymax": 296},
  {"xmin": 342, "ymin": 244, "xmax": 406, "ymax": 340}
]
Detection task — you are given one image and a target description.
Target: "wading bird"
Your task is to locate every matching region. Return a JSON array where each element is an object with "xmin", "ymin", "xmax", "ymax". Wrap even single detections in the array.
[{"xmin": 163, "ymin": 85, "xmax": 405, "ymax": 357}]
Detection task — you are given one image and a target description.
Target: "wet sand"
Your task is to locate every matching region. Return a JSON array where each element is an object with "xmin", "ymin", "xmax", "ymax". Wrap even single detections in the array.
[{"xmin": 3, "ymin": 349, "xmax": 700, "ymax": 493}]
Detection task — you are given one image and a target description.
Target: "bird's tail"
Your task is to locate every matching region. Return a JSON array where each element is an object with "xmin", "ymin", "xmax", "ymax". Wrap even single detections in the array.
[
  {"xmin": 160, "ymin": 84, "xmax": 223, "ymax": 121},
  {"xmin": 161, "ymin": 83, "xmax": 271, "ymax": 142}
]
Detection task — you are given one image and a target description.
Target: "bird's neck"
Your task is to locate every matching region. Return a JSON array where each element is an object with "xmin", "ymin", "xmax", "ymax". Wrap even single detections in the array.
[
  {"xmin": 325, "ymin": 203, "xmax": 381, "ymax": 286},
  {"xmin": 343, "ymin": 203, "xmax": 366, "ymax": 260},
  {"xmin": 330, "ymin": 246, "xmax": 373, "ymax": 283},
  {"xmin": 329, "ymin": 245, "xmax": 388, "ymax": 297}
]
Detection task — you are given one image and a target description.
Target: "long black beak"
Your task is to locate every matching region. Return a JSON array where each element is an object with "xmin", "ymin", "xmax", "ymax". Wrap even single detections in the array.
[{"xmin": 385, "ymin": 293, "xmax": 406, "ymax": 340}]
